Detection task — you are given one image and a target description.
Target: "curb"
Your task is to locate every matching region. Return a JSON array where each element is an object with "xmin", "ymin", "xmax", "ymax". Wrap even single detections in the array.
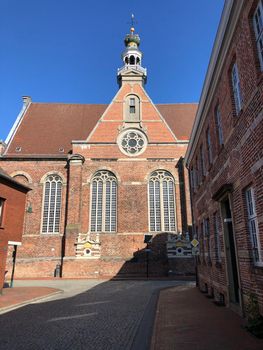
[{"xmin": 0, "ymin": 289, "xmax": 63, "ymax": 315}]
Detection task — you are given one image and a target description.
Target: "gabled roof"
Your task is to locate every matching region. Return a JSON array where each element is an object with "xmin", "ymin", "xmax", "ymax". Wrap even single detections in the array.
[{"xmin": 4, "ymin": 102, "xmax": 197, "ymax": 156}]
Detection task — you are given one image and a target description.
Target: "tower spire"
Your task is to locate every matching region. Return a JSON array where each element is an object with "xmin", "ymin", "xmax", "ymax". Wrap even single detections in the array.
[{"xmin": 117, "ymin": 15, "xmax": 147, "ymax": 87}]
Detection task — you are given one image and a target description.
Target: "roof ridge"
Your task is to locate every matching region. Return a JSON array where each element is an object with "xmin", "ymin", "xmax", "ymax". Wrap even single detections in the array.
[
  {"xmin": 31, "ymin": 102, "xmax": 108, "ymax": 106},
  {"xmin": 156, "ymin": 102, "xmax": 199, "ymax": 105}
]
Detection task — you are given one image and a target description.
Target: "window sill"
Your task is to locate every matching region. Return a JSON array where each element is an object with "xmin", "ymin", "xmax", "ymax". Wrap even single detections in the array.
[{"xmin": 41, "ymin": 232, "xmax": 60, "ymax": 235}]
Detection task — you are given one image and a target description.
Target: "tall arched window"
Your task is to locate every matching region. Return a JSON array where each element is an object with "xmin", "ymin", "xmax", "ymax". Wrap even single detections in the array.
[
  {"xmin": 149, "ymin": 170, "xmax": 176, "ymax": 232},
  {"xmin": 42, "ymin": 175, "xmax": 62, "ymax": 233},
  {"xmin": 90, "ymin": 171, "xmax": 117, "ymax": 233}
]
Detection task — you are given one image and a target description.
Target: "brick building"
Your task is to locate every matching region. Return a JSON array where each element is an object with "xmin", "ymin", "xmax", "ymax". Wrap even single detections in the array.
[
  {"xmin": 0, "ymin": 167, "xmax": 30, "ymax": 292},
  {"xmin": 0, "ymin": 26, "xmax": 196, "ymax": 278},
  {"xmin": 185, "ymin": 0, "xmax": 263, "ymax": 315}
]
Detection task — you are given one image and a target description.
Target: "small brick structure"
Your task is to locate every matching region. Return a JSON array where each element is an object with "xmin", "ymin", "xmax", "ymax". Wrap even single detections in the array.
[
  {"xmin": 185, "ymin": 0, "xmax": 263, "ymax": 316},
  {"xmin": 0, "ymin": 167, "xmax": 30, "ymax": 293}
]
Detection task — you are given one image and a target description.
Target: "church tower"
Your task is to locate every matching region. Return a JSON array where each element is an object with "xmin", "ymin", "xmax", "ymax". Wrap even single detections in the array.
[{"xmin": 117, "ymin": 16, "xmax": 147, "ymax": 87}]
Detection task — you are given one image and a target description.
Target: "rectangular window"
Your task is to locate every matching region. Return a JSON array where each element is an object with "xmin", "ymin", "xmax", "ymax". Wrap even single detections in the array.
[
  {"xmin": 215, "ymin": 105, "xmax": 224, "ymax": 146},
  {"xmin": 206, "ymin": 127, "xmax": 213, "ymax": 165},
  {"xmin": 200, "ymin": 145, "xmax": 205, "ymax": 177},
  {"xmin": 204, "ymin": 218, "xmax": 211, "ymax": 263},
  {"xmin": 231, "ymin": 63, "xmax": 242, "ymax": 115},
  {"xmin": 201, "ymin": 221, "xmax": 205, "ymax": 262},
  {"xmin": 0, "ymin": 198, "xmax": 5, "ymax": 227},
  {"xmin": 253, "ymin": 0, "xmax": 263, "ymax": 70},
  {"xmin": 195, "ymin": 156, "xmax": 199, "ymax": 186},
  {"xmin": 190, "ymin": 167, "xmax": 195, "ymax": 191},
  {"xmin": 129, "ymin": 98, "xmax": 135, "ymax": 114},
  {"xmin": 213, "ymin": 212, "xmax": 222, "ymax": 263},
  {"xmin": 245, "ymin": 187, "xmax": 262, "ymax": 265}
]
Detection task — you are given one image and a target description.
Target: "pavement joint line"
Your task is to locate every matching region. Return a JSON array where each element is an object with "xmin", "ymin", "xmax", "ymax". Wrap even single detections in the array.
[{"xmin": 0, "ymin": 289, "xmax": 63, "ymax": 315}]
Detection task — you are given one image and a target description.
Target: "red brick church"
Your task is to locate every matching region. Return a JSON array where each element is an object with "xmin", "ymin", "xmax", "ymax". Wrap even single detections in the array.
[{"xmin": 0, "ymin": 26, "xmax": 197, "ymax": 278}]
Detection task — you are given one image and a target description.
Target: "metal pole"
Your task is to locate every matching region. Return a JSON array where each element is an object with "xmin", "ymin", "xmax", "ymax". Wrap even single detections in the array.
[
  {"xmin": 10, "ymin": 245, "xmax": 17, "ymax": 288},
  {"xmin": 146, "ymin": 244, "xmax": 149, "ymax": 279}
]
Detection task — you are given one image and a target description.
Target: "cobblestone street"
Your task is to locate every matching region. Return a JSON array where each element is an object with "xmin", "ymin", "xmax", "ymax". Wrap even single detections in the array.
[{"xmin": 0, "ymin": 280, "xmax": 186, "ymax": 350}]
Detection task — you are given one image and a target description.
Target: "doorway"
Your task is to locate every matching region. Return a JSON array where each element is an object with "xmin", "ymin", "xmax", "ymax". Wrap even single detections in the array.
[{"xmin": 221, "ymin": 196, "xmax": 240, "ymax": 305}]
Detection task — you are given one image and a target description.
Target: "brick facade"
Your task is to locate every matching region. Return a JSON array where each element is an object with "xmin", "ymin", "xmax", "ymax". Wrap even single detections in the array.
[
  {"xmin": 186, "ymin": 0, "xmax": 263, "ymax": 316},
  {"xmin": 1, "ymin": 73, "xmax": 196, "ymax": 278},
  {"xmin": 0, "ymin": 169, "xmax": 30, "ymax": 292}
]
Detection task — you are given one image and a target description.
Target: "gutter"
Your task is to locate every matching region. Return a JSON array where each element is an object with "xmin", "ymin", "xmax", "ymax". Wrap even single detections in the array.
[{"xmin": 4, "ymin": 97, "xmax": 32, "ymax": 155}]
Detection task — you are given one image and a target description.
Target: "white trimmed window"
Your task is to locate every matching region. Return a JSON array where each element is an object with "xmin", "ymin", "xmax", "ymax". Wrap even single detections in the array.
[
  {"xmin": 190, "ymin": 167, "xmax": 195, "ymax": 191},
  {"xmin": 245, "ymin": 187, "xmax": 262, "ymax": 265},
  {"xmin": 42, "ymin": 175, "xmax": 62, "ymax": 233},
  {"xmin": 125, "ymin": 94, "xmax": 140, "ymax": 122},
  {"xmin": 200, "ymin": 144, "xmax": 205, "ymax": 178},
  {"xmin": 204, "ymin": 218, "xmax": 211, "ymax": 262},
  {"xmin": 0, "ymin": 198, "xmax": 5, "ymax": 227},
  {"xmin": 253, "ymin": 0, "xmax": 263, "ymax": 70},
  {"xmin": 213, "ymin": 212, "xmax": 222, "ymax": 262},
  {"xmin": 129, "ymin": 98, "xmax": 136, "ymax": 114},
  {"xmin": 215, "ymin": 105, "xmax": 224, "ymax": 146},
  {"xmin": 149, "ymin": 170, "xmax": 176, "ymax": 232},
  {"xmin": 231, "ymin": 63, "xmax": 243, "ymax": 114},
  {"xmin": 90, "ymin": 171, "xmax": 117, "ymax": 233},
  {"xmin": 195, "ymin": 156, "xmax": 199, "ymax": 186},
  {"xmin": 206, "ymin": 128, "xmax": 213, "ymax": 165}
]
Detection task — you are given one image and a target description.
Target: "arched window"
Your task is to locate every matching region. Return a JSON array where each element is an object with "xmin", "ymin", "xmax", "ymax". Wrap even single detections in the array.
[
  {"xmin": 130, "ymin": 55, "xmax": 135, "ymax": 65},
  {"xmin": 42, "ymin": 175, "xmax": 62, "ymax": 233},
  {"xmin": 148, "ymin": 170, "xmax": 176, "ymax": 232},
  {"xmin": 125, "ymin": 94, "xmax": 140, "ymax": 122},
  {"xmin": 90, "ymin": 171, "xmax": 117, "ymax": 233}
]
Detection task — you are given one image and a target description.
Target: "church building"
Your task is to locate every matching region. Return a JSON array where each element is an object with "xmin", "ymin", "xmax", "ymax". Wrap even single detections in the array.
[{"xmin": 0, "ymin": 25, "xmax": 197, "ymax": 278}]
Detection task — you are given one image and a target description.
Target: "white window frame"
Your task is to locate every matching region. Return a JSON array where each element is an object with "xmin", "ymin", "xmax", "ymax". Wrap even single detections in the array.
[
  {"xmin": 148, "ymin": 170, "xmax": 176, "ymax": 233},
  {"xmin": 129, "ymin": 98, "xmax": 136, "ymax": 114},
  {"xmin": 190, "ymin": 167, "xmax": 195, "ymax": 192},
  {"xmin": 245, "ymin": 187, "xmax": 262, "ymax": 265},
  {"xmin": 41, "ymin": 175, "xmax": 62, "ymax": 234},
  {"xmin": 231, "ymin": 63, "xmax": 243, "ymax": 115},
  {"xmin": 215, "ymin": 105, "xmax": 224, "ymax": 146},
  {"xmin": 213, "ymin": 212, "xmax": 222, "ymax": 263},
  {"xmin": 200, "ymin": 144, "xmax": 205, "ymax": 178},
  {"xmin": 0, "ymin": 198, "xmax": 5, "ymax": 227},
  {"xmin": 206, "ymin": 127, "xmax": 213, "ymax": 165},
  {"xmin": 204, "ymin": 218, "xmax": 211, "ymax": 262},
  {"xmin": 90, "ymin": 171, "xmax": 117, "ymax": 233},
  {"xmin": 253, "ymin": 0, "xmax": 263, "ymax": 71}
]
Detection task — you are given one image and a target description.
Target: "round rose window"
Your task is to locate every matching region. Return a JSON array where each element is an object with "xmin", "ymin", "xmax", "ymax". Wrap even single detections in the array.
[{"xmin": 119, "ymin": 130, "xmax": 147, "ymax": 156}]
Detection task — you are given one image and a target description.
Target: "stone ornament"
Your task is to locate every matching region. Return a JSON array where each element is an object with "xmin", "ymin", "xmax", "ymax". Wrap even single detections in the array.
[{"xmin": 118, "ymin": 129, "xmax": 147, "ymax": 156}]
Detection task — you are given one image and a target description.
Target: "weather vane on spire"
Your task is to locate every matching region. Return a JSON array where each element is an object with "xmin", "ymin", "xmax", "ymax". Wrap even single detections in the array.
[{"xmin": 128, "ymin": 14, "xmax": 137, "ymax": 33}]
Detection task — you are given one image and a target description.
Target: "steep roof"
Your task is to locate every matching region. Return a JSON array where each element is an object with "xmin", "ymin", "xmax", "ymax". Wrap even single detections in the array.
[{"xmin": 4, "ymin": 102, "xmax": 197, "ymax": 156}]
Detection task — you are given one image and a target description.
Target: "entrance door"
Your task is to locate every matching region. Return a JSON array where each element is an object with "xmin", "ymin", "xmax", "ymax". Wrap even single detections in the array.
[{"xmin": 221, "ymin": 196, "xmax": 240, "ymax": 304}]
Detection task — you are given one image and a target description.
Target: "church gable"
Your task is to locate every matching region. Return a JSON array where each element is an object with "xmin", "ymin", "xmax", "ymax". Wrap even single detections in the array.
[{"xmin": 87, "ymin": 83, "xmax": 178, "ymax": 144}]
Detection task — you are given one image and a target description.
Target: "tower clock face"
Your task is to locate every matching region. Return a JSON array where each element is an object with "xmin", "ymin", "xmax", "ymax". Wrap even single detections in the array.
[{"xmin": 118, "ymin": 129, "xmax": 147, "ymax": 156}]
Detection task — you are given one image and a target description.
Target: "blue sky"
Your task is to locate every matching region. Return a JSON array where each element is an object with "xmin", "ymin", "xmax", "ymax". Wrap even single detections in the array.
[{"xmin": 0, "ymin": 0, "xmax": 224, "ymax": 140}]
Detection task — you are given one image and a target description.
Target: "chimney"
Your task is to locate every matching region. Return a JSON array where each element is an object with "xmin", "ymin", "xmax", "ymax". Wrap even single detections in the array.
[
  {"xmin": 0, "ymin": 140, "xmax": 6, "ymax": 155},
  {"xmin": 22, "ymin": 96, "xmax": 32, "ymax": 107}
]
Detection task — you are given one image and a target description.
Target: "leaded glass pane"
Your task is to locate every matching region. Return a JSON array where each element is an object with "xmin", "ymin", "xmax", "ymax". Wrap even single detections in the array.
[
  {"xmin": 42, "ymin": 175, "xmax": 62, "ymax": 233},
  {"xmin": 149, "ymin": 171, "xmax": 176, "ymax": 232},
  {"xmin": 90, "ymin": 171, "xmax": 117, "ymax": 233}
]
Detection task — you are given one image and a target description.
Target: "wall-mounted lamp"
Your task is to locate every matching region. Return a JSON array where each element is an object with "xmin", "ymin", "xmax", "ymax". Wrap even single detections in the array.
[{"xmin": 26, "ymin": 203, "xmax": 33, "ymax": 213}]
